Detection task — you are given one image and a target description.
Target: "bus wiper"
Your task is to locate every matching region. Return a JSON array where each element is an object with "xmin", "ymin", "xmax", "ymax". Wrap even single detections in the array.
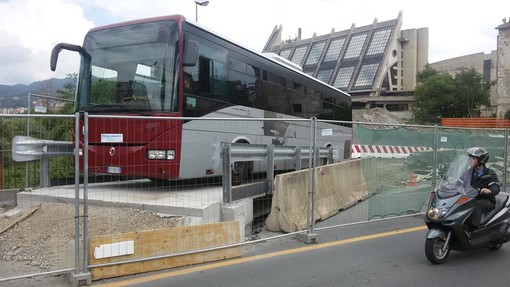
[{"xmin": 83, "ymin": 104, "xmax": 151, "ymax": 116}]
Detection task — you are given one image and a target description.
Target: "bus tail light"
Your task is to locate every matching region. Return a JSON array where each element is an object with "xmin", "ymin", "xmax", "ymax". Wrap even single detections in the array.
[{"xmin": 147, "ymin": 149, "xmax": 175, "ymax": 160}]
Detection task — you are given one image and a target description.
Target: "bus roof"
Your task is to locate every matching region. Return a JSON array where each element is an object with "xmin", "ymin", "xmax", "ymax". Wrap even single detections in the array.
[
  {"xmin": 261, "ymin": 52, "xmax": 303, "ymax": 72},
  {"xmin": 88, "ymin": 14, "xmax": 186, "ymax": 33}
]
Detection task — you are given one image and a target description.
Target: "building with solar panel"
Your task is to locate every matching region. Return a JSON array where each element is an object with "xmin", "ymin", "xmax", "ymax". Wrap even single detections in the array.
[{"xmin": 262, "ymin": 12, "xmax": 428, "ymax": 119}]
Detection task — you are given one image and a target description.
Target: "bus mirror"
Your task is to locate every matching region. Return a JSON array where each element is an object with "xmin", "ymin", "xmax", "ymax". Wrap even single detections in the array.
[
  {"xmin": 183, "ymin": 40, "xmax": 199, "ymax": 66},
  {"xmin": 51, "ymin": 43, "xmax": 91, "ymax": 71}
]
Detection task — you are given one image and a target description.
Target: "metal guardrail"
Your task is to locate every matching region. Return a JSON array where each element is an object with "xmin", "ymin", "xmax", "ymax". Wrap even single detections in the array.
[
  {"xmin": 221, "ymin": 143, "xmax": 334, "ymax": 203},
  {"xmin": 11, "ymin": 135, "xmax": 74, "ymax": 188}
]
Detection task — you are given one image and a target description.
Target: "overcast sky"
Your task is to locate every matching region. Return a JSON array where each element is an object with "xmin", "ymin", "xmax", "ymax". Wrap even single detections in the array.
[{"xmin": 1, "ymin": 0, "xmax": 508, "ymax": 85}]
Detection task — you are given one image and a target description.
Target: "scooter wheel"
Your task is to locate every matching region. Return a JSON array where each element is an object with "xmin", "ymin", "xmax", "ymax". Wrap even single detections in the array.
[{"xmin": 425, "ymin": 238, "xmax": 450, "ymax": 264}]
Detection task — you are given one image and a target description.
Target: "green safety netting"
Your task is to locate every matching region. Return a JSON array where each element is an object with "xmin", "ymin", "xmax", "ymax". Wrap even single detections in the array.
[{"xmin": 353, "ymin": 124, "xmax": 508, "ymax": 220}]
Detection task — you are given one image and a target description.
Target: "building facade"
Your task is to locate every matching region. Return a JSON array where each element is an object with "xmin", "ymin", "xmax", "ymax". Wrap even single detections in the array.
[
  {"xmin": 496, "ymin": 21, "xmax": 510, "ymax": 117},
  {"xmin": 262, "ymin": 12, "xmax": 428, "ymax": 119}
]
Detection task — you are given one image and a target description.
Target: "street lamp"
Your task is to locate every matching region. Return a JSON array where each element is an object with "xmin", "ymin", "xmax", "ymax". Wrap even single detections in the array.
[{"xmin": 195, "ymin": 0, "xmax": 209, "ymax": 22}]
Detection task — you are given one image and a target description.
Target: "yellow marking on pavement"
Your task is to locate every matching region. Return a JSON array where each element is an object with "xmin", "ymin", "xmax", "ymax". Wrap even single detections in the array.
[{"xmin": 97, "ymin": 225, "xmax": 427, "ymax": 287}]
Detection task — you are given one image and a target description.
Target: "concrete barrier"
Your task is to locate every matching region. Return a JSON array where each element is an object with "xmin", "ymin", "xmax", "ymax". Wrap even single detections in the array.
[{"xmin": 265, "ymin": 159, "xmax": 369, "ymax": 233}]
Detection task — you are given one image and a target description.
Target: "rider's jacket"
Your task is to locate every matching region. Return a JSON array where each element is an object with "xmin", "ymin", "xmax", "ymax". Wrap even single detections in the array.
[{"xmin": 470, "ymin": 167, "xmax": 500, "ymax": 204}]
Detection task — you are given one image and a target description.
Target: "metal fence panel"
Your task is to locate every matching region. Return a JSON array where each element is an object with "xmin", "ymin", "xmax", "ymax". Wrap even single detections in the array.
[
  {"xmin": 0, "ymin": 114, "xmax": 77, "ymax": 282},
  {"xmin": 2, "ymin": 112, "xmax": 510, "ymax": 284}
]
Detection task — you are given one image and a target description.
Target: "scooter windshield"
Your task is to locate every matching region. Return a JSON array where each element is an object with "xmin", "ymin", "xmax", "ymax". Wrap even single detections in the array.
[{"xmin": 437, "ymin": 154, "xmax": 477, "ymax": 198}]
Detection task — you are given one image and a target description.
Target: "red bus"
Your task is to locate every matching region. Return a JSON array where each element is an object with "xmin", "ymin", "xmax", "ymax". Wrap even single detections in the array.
[{"xmin": 50, "ymin": 15, "xmax": 352, "ymax": 182}]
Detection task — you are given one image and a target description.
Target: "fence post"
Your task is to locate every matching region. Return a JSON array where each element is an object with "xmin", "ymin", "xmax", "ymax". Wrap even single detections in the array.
[
  {"xmin": 294, "ymin": 146, "xmax": 302, "ymax": 170},
  {"xmin": 40, "ymin": 157, "xmax": 49, "ymax": 188},
  {"xmin": 222, "ymin": 143, "xmax": 232, "ymax": 203},
  {"xmin": 311, "ymin": 117, "xmax": 317, "ymax": 234},
  {"xmin": 70, "ymin": 112, "xmax": 92, "ymax": 286},
  {"xmin": 297, "ymin": 117, "xmax": 318, "ymax": 244},
  {"xmin": 26, "ymin": 92, "xmax": 31, "ymax": 189},
  {"xmin": 83, "ymin": 112, "xmax": 90, "ymax": 274},
  {"xmin": 267, "ymin": 144, "xmax": 275, "ymax": 195},
  {"xmin": 505, "ymin": 128, "xmax": 508, "ymax": 194},
  {"xmin": 74, "ymin": 112, "xmax": 80, "ymax": 274},
  {"xmin": 432, "ymin": 124, "xmax": 439, "ymax": 190}
]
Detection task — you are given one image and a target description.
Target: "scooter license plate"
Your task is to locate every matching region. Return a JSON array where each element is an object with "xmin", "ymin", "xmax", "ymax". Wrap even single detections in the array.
[{"xmin": 106, "ymin": 166, "xmax": 122, "ymax": 174}]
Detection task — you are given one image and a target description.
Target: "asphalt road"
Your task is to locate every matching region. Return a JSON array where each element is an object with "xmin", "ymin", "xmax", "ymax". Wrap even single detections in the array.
[{"xmin": 91, "ymin": 216, "xmax": 510, "ymax": 287}]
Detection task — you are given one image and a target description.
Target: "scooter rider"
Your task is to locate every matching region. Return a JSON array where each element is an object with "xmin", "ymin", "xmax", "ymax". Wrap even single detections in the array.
[{"xmin": 466, "ymin": 147, "xmax": 500, "ymax": 231}]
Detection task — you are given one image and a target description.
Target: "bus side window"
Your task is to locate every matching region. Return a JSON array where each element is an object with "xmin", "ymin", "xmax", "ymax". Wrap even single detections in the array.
[{"xmin": 198, "ymin": 56, "xmax": 212, "ymax": 94}]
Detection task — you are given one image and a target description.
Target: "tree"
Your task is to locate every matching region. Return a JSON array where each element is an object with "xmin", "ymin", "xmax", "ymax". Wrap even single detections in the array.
[
  {"xmin": 454, "ymin": 68, "xmax": 492, "ymax": 117},
  {"xmin": 413, "ymin": 66, "xmax": 493, "ymax": 123},
  {"xmin": 413, "ymin": 69, "xmax": 456, "ymax": 123},
  {"xmin": 56, "ymin": 73, "xmax": 78, "ymax": 115},
  {"xmin": 416, "ymin": 64, "xmax": 438, "ymax": 83}
]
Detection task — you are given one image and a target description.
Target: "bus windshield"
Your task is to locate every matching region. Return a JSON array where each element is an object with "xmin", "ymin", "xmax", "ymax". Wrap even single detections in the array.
[{"xmin": 77, "ymin": 20, "xmax": 179, "ymax": 114}]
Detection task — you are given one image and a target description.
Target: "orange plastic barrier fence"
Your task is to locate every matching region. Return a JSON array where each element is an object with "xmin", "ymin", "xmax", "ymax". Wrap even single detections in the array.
[{"xmin": 442, "ymin": 118, "xmax": 510, "ymax": 128}]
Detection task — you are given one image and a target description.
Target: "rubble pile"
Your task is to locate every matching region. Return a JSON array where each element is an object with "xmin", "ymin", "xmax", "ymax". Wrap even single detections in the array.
[{"xmin": 352, "ymin": 107, "xmax": 405, "ymax": 126}]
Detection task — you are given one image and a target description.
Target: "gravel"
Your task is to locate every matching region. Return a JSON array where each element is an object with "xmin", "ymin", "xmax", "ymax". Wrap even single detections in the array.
[{"xmin": 0, "ymin": 202, "xmax": 183, "ymax": 276}]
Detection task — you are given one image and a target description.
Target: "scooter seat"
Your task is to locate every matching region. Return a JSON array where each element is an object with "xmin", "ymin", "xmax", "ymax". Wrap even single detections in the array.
[{"xmin": 479, "ymin": 193, "xmax": 509, "ymax": 225}]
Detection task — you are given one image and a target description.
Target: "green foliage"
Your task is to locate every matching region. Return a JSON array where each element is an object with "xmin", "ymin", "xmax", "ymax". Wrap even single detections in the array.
[
  {"xmin": 416, "ymin": 64, "xmax": 439, "ymax": 83},
  {"xmin": 91, "ymin": 80, "xmax": 117, "ymax": 104},
  {"xmin": 454, "ymin": 68, "xmax": 492, "ymax": 117},
  {"xmin": 1, "ymin": 73, "xmax": 78, "ymax": 189},
  {"xmin": 0, "ymin": 117, "xmax": 26, "ymax": 164},
  {"xmin": 413, "ymin": 66, "xmax": 494, "ymax": 124},
  {"xmin": 413, "ymin": 73, "xmax": 456, "ymax": 123},
  {"xmin": 56, "ymin": 73, "xmax": 78, "ymax": 114}
]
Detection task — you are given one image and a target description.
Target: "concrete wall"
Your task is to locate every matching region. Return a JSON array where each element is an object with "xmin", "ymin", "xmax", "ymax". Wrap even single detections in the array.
[
  {"xmin": 265, "ymin": 159, "xmax": 369, "ymax": 233},
  {"xmin": 430, "ymin": 52, "xmax": 489, "ymax": 76},
  {"xmin": 497, "ymin": 22, "xmax": 510, "ymax": 117},
  {"xmin": 400, "ymin": 28, "xmax": 429, "ymax": 91}
]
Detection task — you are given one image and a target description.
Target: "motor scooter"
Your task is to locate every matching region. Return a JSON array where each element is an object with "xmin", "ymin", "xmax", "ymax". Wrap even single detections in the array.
[{"xmin": 424, "ymin": 153, "xmax": 510, "ymax": 264}]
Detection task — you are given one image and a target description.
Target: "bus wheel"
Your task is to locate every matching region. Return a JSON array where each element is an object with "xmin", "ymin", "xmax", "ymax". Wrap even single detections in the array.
[{"xmin": 232, "ymin": 161, "xmax": 252, "ymax": 185}]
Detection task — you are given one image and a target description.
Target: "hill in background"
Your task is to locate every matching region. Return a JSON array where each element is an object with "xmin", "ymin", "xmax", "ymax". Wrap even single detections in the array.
[{"xmin": 0, "ymin": 78, "xmax": 68, "ymax": 109}]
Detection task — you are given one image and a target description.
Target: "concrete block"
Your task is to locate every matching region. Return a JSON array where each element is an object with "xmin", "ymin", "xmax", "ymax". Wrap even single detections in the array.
[
  {"xmin": 3, "ymin": 207, "xmax": 24, "ymax": 219},
  {"xmin": 296, "ymin": 232, "xmax": 319, "ymax": 244},
  {"xmin": 0, "ymin": 189, "xmax": 18, "ymax": 202},
  {"xmin": 202, "ymin": 202, "xmax": 221, "ymax": 224},
  {"xmin": 221, "ymin": 198, "xmax": 253, "ymax": 240},
  {"xmin": 266, "ymin": 159, "xmax": 369, "ymax": 233},
  {"xmin": 68, "ymin": 272, "xmax": 92, "ymax": 287}
]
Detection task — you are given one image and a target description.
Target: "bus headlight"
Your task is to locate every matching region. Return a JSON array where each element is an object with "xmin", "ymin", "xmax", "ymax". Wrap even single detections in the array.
[
  {"xmin": 147, "ymin": 149, "xmax": 175, "ymax": 160},
  {"xmin": 427, "ymin": 207, "xmax": 448, "ymax": 220}
]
